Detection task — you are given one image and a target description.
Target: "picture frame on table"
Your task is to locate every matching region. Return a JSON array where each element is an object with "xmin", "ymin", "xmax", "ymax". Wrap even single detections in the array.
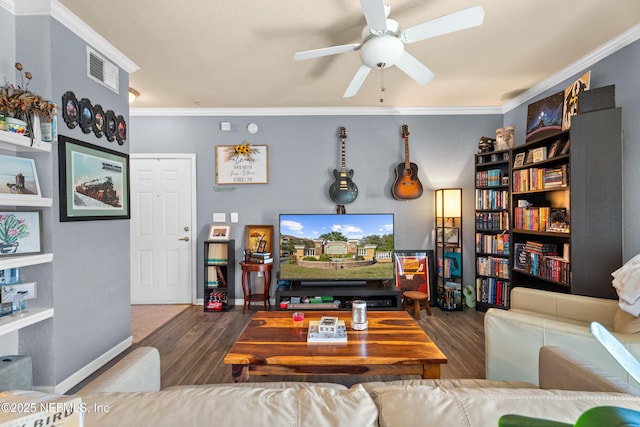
[
  {"xmin": 58, "ymin": 135, "xmax": 130, "ymax": 222},
  {"xmin": 0, "ymin": 154, "xmax": 42, "ymax": 199},
  {"xmin": 245, "ymin": 225, "xmax": 274, "ymax": 254},
  {"xmin": 208, "ymin": 224, "xmax": 231, "ymax": 241},
  {"xmin": 394, "ymin": 249, "xmax": 436, "ymax": 302},
  {"xmin": 0, "ymin": 210, "xmax": 42, "ymax": 256}
]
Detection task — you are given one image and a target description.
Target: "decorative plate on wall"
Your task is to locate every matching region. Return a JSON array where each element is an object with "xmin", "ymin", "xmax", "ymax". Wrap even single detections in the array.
[
  {"xmin": 79, "ymin": 98, "xmax": 94, "ymax": 134},
  {"xmin": 62, "ymin": 91, "xmax": 79, "ymax": 129},
  {"xmin": 116, "ymin": 115, "xmax": 126, "ymax": 145},
  {"xmin": 93, "ymin": 104, "xmax": 105, "ymax": 138},
  {"xmin": 104, "ymin": 110, "xmax": 117, "ymax": 142}
]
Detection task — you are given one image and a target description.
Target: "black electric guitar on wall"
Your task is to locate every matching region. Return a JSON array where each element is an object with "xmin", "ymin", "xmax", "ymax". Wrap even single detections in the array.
[
  {"xmin": 329, "ymin": 127, "xmax": 358, "ymax": 205},
  {"xmin": 391, "ymin": 124, "xmax": 423, "ymax": 200}
]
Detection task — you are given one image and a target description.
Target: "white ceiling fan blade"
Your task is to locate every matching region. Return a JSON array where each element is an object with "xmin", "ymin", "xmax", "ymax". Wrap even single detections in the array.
[
  {"xmin": 294, "ymin": 43, "xmax": 361, "ymax": 61},
  {"xmin": 591, "ymin": 321, "xmax": 640, "ymax": 384},
  {"xmin": 343, "ymin": 65, "xmax": 371, "ymax": 98},
  {"xmin": 401, "ymin": 5, "xmax": 485, "ymax": 44},
  {"xmin": 395, "ymin": 51, "xmax": 434, "ymax": 85},
  {"xmin": 360, "ymin": 0, "xmax": 388, "ymax": 33}
]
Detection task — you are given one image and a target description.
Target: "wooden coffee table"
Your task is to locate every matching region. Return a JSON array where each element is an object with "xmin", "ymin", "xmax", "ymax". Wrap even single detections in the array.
[{"xmin": 224, "ymin": 310, "xmax": 447, "ymax": 382}]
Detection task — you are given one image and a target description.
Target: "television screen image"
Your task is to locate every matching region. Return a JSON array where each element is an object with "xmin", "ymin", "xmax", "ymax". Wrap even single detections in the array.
[{"xmin": 279, "ymin": 213, "xmax": 394, "ymax": 284}]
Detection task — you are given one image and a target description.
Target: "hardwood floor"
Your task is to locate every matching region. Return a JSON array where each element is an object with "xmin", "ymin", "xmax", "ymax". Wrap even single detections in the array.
[{"xmin": 73, "ymin": 304, "xmax": 485, "ymax": 391}]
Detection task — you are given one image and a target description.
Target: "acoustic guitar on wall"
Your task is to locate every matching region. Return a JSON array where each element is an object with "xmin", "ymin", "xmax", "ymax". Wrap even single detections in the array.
[
  {"xmin": 329, "ymin": 126, "xmax": 358, "ymax": 205},
  {"xmin": 392, "ymin": 124, "xmax": 423, "ymax": 200}
]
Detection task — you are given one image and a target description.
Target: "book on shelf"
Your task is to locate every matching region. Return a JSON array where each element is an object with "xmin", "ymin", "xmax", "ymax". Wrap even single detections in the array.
[
  {"xmin": 249, "ymin": 256, "xmax": 273, "ymax": 264},
  {"xmin": 514, "ymin": 243, "xmax": 527, "ymax": 270},
  {"xmin": 207, "ymin": 243, "xmax": 228, "ymax": 263},
  {"xmin": 307, "ymin": 320, "xmax": 347, "ymax": 343},
  {"xmin": 532, "ymin": 147, "xmax": 547, "ymax": 163},
  {"xmin": 207, "ymin": 266, "xmax": 227, "ymax": 287},
  {"xmin": 250, "ymin": 252, "xmax": 271, "ymax": 258}
]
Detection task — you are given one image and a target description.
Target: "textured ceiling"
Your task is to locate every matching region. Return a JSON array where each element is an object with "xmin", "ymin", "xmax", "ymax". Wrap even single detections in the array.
[{"xmin": 57, "ymin": 0, "xmax": 640, "ymax": 110}]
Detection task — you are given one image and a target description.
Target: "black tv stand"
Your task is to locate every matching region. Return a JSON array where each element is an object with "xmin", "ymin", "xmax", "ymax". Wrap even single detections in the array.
[
  {"xmin": 300, "ymin": 280, "xmax": 367, "ymax": 287},
  {"xmin": 275, "ymin": 280, "xmax": 402, "ymax": 311}
]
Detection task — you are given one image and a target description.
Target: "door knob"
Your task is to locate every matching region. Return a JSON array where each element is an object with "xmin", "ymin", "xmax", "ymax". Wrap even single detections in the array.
[{"xmin": 179, "ymin": 236, "xmax": 190, "ymax": 241}]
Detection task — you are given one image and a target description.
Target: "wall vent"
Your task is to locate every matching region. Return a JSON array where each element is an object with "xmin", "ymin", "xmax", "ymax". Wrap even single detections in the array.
[{"xmin": 86, "ymin": 47, "xmax": 119, "ymax": 94}]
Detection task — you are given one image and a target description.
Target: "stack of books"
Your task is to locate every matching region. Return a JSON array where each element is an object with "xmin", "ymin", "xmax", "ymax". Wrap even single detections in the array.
[{"xmin": 249, "ymin": 252, "xmax": 273, "ymax": 264}]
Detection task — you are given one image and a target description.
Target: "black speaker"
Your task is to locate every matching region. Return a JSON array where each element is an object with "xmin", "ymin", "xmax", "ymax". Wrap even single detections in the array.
[{"xmin": 578, "ymin": 85, "xmax": 615, "ymax": 114}]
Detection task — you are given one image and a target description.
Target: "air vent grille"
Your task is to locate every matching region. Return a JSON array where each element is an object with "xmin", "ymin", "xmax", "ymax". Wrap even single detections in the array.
[{"xmin": 86, "ymin": 47, "xmax": 119, "ymax": 94}]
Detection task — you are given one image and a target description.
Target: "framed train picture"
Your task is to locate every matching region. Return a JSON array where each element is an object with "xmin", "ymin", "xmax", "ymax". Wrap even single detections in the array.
[{"xmin": 58, "ymin": 135, "xmax": 130, "ymax": 221}]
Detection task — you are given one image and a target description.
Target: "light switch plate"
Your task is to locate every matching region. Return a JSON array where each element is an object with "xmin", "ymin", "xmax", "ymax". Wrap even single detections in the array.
[
  {"xmin": 230, "ymin": 212, "xmax": 239, "ymax": 223},
  {"xmin": 213, "ymin": 213, "xmax": 226, "ymax": 222},
  {"xmin": 220, "ymin": 121, "xmax": 231, "ymax": 131}
]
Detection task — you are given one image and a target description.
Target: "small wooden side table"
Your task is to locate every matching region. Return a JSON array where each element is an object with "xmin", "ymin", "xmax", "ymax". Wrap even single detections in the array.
[{"xmin": 239, "ymin": 262, "xmax": 272, "ymax": 314}]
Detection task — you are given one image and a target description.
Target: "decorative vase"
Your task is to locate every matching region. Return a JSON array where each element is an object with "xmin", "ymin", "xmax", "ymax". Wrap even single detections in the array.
[{"xmin": 0, "ymin": 242, "xmax": 19, "ymax": 254}]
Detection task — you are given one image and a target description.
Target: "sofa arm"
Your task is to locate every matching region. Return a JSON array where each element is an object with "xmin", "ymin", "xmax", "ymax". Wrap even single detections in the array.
[
  {"xmin": 78, "ymin": 347, "xmax": 161, "ymax": 393},
  {"xmin": 511, "ymin": 288, "xmax": 619, "ymax": 327},
  {"xmin": 539, "ymin": 346, "xmax": 640, "ymax": 395}
]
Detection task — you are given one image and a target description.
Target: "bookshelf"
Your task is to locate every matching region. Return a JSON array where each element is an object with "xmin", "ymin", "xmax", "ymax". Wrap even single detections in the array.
[
  {"xmin": 435, "ymin": 188, "xmax": 463, "ymax": 310},
  {"xmin": 474, "ymin": 149, "xmax": 511, "ymax": 311},
  {"xmin": 204, "ymin": 239, "xmax": 235, "ymax": 311},
  {"xmin": 510, "ymin": 107, "xmax": 622, "ymax": 299}
]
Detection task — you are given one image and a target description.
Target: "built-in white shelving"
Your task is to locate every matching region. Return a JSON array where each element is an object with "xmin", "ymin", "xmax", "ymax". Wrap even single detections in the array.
[
  {"xmin": 0, "ymin": 253, "xmax": 53, "ymax": 270},
  {"xmin": 0, "ymin": 131, "xmax": 52, "ymax": 153},
  {"xmin": 0, "ymin": 307, "xmax": 54, "ymax": 336},
  {"xmin": 0, "ymin": 195, "xmax": 52, "ymax": 207},
  {"xmin": 0, "ymin": 131, "xmax": 54, "ymax": 337}
]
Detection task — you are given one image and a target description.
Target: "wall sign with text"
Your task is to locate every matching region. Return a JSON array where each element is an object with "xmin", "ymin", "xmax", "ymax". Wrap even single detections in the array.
[{"xmin": 215, "ymin": 144, "xmax": 268, "ymax": 184}]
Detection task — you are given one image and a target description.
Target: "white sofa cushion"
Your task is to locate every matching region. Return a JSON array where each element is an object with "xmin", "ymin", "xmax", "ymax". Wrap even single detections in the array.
[
  {"xmin": 81, "ymin": 384, "xmax": 378, "ymax": 427},
  {"xmin": 370, "ymin": 385, "xmax": 640, "ymax": 427}
]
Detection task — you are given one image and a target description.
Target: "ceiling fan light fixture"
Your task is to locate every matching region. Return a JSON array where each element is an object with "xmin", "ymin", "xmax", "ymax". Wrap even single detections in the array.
[{"xmin": 360, "ymin": 35, "xmax": 404, "ymax": 68}]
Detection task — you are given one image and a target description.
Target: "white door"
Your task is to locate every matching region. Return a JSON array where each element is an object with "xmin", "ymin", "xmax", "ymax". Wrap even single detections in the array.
[{"xmin": 130, "ymin": 155, "xmax": 196, "ymax": 304}]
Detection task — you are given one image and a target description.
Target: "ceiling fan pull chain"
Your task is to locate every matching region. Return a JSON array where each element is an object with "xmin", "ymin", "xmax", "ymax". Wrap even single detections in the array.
[{"xmin": 378, "ymin": 62, "xmax": 386, "ymax": 103}]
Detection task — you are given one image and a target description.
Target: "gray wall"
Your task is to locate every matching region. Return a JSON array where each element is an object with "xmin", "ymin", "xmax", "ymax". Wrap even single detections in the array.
[
  {"xmin": 129, "ymin": 114, "xmax": 501, "ymax": 299},
  {"xmin": 48, "ymin": 19, "xmax": 131, "ymax": 385},
  {"xmin": 3, "ymin": 12, "xmax": 131, "ymax": 387}
]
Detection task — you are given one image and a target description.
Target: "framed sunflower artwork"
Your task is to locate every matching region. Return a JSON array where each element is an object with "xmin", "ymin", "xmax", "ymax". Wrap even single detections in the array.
[{"xmin": 215, "ymin": 143, "xmax": 268, "ymax": 184}]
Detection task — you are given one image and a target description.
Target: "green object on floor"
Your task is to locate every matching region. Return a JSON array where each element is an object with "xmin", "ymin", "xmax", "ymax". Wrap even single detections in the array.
[{"xmin": 499, "ymin": 406, "xmax": 640, "ymax": 427}]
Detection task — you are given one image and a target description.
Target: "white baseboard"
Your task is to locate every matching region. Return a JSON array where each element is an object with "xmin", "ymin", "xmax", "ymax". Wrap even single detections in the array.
[{"xmin": 34, "ymin": 336, "xmax": 133, "ymax": 394}]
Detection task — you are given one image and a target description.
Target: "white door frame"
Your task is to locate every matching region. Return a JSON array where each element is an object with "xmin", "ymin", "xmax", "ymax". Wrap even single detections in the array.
[{"xmin": 130, "ymin": 153, "xmax": 198, "ymax": 305}]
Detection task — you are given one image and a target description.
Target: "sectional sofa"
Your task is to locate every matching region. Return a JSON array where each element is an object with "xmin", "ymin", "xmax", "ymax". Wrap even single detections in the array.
[{"xmin": 3, "ymin": 345, "xmax": 640, "ymax": 426}]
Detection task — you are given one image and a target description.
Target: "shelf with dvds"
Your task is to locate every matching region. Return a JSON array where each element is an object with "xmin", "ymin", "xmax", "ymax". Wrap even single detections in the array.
[
  {"xmin": 510, "ymin": 107, "xmax": 622, "ymax": 299},
  {"xmin": 204, "ymin": 239, "xmax": 235, "ymax": 312},
  {"xmin": 435, "ymin": 188, "xmax": 463, "ymax": 311},
  {"xmin": 475, "ymin": 149, "xmax": 511, "ymax": 311}
]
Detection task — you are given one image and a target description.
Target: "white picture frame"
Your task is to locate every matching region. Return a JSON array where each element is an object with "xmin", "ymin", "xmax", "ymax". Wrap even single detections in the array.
[
  {"xmin": 208, "ymin": 224, "xmax": 231, "ymax": 241},
  {"xmin": 0, "ymin": 154, "xmax": 41, "ymax": 199}
]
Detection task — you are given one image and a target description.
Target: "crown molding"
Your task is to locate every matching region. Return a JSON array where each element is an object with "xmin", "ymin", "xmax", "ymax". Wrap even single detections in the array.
[
  {"xmin": 50, "ymin": 1, "xmax": 138, "ymax": 73},
  {"xmin": 502, "ymin": 23, "xmax": 640, "ymax": 113},
  {"xmin": 0, "ymin": 0, "xmax": 138, "ymax": 74},
  {"xmin": 130, "ymin": 106, "xmax": 503, "ymax": 117}
]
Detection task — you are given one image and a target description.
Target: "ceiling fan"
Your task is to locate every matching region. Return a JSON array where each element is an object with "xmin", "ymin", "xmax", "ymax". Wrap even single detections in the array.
[{"xmin": 294, "ymin": 0, "xmax": 485, "ymax": 98}]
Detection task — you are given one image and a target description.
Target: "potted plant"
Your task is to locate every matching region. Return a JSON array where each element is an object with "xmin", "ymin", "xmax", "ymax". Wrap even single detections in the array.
[{"xmin": 0, "ymin": 62, "xmax": 57, "ymax": 143}]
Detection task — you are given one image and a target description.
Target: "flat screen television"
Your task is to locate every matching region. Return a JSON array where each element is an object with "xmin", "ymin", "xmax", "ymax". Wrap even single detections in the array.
[{"xmin": 279, "ymin": 213, "xmax": 394, "ymax": 286}]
